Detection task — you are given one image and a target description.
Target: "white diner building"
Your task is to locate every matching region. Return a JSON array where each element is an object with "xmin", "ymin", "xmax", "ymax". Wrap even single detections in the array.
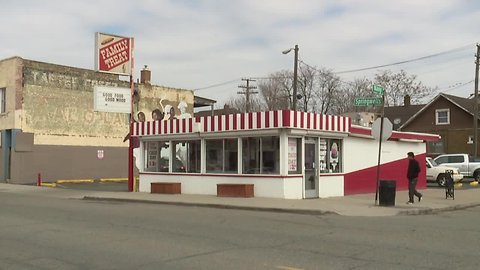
[{"xmin": 131, "ymin": 110, "xmax": 439, "ymax": 199}]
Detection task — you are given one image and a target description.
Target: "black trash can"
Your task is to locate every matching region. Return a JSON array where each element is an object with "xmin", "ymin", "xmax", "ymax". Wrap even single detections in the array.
[{"xmin": 379, "ymin": 180, "xmax": 396, "ymax": 206}]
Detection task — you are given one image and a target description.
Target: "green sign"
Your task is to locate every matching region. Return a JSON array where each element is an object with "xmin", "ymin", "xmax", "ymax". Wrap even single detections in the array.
[
  {"xmin": 372, "ymin": 85, "xmax": 385, "ymax": 95},
  {"xmin": 354, "ymin": 97, "xmax": 383, "ymax": 106}
]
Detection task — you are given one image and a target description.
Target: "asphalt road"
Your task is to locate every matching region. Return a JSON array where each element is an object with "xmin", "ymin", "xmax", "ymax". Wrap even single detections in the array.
[{"xmin": 1, "ymin": 188, "xmax": 479, "ymax": 270}]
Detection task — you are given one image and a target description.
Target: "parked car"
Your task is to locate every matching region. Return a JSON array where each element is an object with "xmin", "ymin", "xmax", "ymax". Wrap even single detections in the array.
[
  {"xmin": 426, "ymin": 157, "xmax": 463, "ymax": 187},
  {"xmin": 433, "ymin": 154, "xmax": 480, "ymax": 180}
]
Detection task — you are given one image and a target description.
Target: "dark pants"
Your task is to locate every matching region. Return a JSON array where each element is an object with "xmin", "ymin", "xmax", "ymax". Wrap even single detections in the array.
[{"xmin": 408, "ymin": 178, "xmax": 422, "ymax": 202}]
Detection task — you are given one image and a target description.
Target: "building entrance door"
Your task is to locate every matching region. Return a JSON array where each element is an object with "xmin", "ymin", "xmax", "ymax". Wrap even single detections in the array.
[{"xmin": 304, "ymin": 137, "xmax": 318, "ymax": 198}]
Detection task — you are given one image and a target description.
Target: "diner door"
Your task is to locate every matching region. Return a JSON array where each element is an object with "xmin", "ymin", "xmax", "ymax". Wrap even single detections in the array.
[{"xmin": 304, "ymin": 138, "xmax": 318, "ymax": 198}]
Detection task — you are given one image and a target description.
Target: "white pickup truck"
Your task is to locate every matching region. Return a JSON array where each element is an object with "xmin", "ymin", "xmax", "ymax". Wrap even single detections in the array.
[
  {"xmin": 426, "ymin": 157, "xmax": 463, "ymax": 186},
  {"xmin": 433, "ymin": 153, "xmax": 480, "ymax": 180}
]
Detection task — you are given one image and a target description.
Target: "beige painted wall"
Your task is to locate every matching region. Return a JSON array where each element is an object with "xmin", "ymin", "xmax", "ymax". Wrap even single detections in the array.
[
  {"xmin": 0, "ymin": 57, "xmax": 22, "ymax": 130},
  {"xmin": 17, "ymin": 59, "xmax": 194, "ymax": 147}
]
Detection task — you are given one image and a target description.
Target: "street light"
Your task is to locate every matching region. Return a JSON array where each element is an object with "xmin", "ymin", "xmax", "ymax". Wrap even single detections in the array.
[{"xmin": 282, "ymin": 44, "xmax": 299, "ymax": 111}]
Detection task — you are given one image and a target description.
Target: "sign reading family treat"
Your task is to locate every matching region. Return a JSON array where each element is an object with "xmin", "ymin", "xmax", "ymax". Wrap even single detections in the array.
[{"xmin": 95, "ymin": 32, "xmax": 133, "ymax": 75}]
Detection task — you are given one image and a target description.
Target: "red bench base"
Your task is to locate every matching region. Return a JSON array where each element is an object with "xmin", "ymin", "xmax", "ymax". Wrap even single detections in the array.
[
  {"xmin": 217, "ymin": 184, "xmax": 254, "ymax": 198},
  {"xmin": 151, "ymin": 182, "xmax": 181, "ymax": 194}
]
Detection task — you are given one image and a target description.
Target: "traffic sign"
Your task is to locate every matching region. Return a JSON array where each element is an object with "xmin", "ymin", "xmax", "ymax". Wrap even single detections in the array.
[
  {"xmin": 354, "ymin": 97, "xmax": 383, "ymax": 106},
  {"xmin": 372, "ymin": 85, "xmax": 385, "ymax": 95},
  {"xmin": 371, "ymin": 117, "xmax": 393, "ymax": 141}
]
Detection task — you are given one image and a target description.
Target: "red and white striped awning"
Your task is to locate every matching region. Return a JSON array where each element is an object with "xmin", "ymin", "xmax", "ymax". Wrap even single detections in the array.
[{"xmin": 132, "ymin": 110, "xmax": 351, "ymax": 137}]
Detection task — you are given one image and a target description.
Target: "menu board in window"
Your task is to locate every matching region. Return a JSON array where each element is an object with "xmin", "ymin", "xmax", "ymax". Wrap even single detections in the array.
[
  {"xmin": 146, "ymin": 142, "xmax": 158, "ymax": 170},
  {"xmin": 288, "ymin": 138, "xmax": 297, "ymax": 171}
]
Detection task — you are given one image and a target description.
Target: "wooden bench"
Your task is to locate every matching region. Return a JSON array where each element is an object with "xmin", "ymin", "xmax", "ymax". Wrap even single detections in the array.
[
  {"xmin": 217, "ymin": 184, "xmax": 254, "ymax": 198},
  {"xmin": 151, "ymin": 182, "xmax": 181, "ymax": 194}
]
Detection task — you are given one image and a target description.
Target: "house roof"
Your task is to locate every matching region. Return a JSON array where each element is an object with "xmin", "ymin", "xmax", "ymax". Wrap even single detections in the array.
[
  {"xmin": 384, "ymin": 104, "xmax": 425, "ymax": 129},
  {"xmin": 399, "ymin": 93, "xmax": 474, "ymax": 130}
]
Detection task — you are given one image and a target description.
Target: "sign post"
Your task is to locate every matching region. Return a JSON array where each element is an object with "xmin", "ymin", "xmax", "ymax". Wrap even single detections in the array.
[
  {"xmin": 95, "ymin": 32, "xmax": 135, "ymax": 192},
  {"xmin": 372, "ymin": 85, "xmax": 386, "ymax": 205}
]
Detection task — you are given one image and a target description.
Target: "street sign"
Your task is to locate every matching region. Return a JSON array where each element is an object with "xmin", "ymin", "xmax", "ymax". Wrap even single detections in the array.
[
  {"xmin": 354, "ymin": 97, "xmax": 383, "ymax": 106},
  {"xmin": 372, "ymin": 85, "xmax": 385, "ymax": 95},
  {"xmin": 371, "ymin": 117, "xmax": 393, "ymax": 141}
]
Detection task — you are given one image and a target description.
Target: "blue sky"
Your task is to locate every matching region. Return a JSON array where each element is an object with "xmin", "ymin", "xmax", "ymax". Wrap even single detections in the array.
[{"xmin": 1, "ymin": 0, "xmax": 479, "ymax": 106}]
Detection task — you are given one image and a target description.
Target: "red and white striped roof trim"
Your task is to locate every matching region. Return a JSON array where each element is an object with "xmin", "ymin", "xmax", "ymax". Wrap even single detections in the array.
[{"xmin": 132, "ymin": 110, "xmax": 351, "ymax": 137}]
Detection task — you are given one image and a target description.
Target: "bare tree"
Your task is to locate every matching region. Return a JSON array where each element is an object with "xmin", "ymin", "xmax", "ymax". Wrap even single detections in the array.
[
  {"xmin": 258, "ymin": 71, "xmax": 290, "ymax": 110},
  {"xmin": 311, "ymin": 68, "xmax": 343, "ymax": 114},
  {"xmin": 332, "ymin": 77, "xmax": 374, "ymax": 114},
  {"xmin": 225, "ymin": 95, "xmax": 263, "ymax": 113},
  {"xmin": 297, "ymin": 64, "xmax": 317, "ymax": 112},
  {"xmin": 374, "ymin": 70, "xmax": 436, "ymax": 106}
]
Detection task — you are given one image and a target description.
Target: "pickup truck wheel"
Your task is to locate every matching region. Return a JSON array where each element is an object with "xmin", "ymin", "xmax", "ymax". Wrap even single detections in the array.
[
  {"xmin": 436, "ymin": 174, "xmax": 447, "ymax": 187},
  {"xmin": 474, "ymin": 171, "xmax": 480, "ymax": 182}
]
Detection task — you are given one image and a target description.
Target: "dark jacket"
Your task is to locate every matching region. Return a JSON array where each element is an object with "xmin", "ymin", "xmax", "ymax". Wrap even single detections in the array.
[{"xmin": 407, "ymin": 158, "xmax": 420, "ymax": 180}]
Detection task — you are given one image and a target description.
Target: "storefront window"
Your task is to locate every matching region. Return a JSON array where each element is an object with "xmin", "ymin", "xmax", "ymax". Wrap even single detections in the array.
[
  {"xmin": 288, "ymin": 138, "xmax": 302, "ymax": 174},
  {"xmin": 206, "ymin": 139, "xmax": 238, "ymax": 173},
  {"xmin": 159, "ymin": 141, "xmax": 170, "ymax": 172},
  {"xmin": 242, "ymin": 136, "xmax": 279, "ymax": 174},
  {"xmin": 224, "ymin": 138, "xmax": 238, "ymax": 173},
  {"xmin": 173, "ymin": 140, "xmax": 200, "ymax": 173},
  {"xmin": 319, "ymin": 138, "xmax": 342, "ymax": 173},
  {"xmin": 206, "ymin": 139, "xmax": 223, "ymax": 173}
]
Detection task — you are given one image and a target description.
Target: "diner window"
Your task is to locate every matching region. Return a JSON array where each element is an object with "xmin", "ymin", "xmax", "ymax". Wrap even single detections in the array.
[
  {"xmin": 319, "ymin": 138, "xmax": 343, "ymax": 173},
  {"xmin": 242, "ymin": 136, "xmax": 279, "ymax": 174},
  {"xmin": 173, "ymin": 140, "xmax": 201, "ymax": 173},
  {"xmin": 288, "ymin": 138, "xmax": 302, "ymax": 174},
  {"xmin": 158, "ymin": 141, "xmax": 171, "ymax": 172},
  {"xmin": 435, "ymin": 109, "xmax": 450, "ymax": 125},
  {"xmin": 206, "ymin": 139, "xmax": 238, "ymax": 173}
]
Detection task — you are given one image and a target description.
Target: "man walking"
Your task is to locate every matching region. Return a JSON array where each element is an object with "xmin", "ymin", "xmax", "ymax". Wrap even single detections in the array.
[{"xmin": 406, "ymin": 152, "xmax": 422, "ymax": 204}]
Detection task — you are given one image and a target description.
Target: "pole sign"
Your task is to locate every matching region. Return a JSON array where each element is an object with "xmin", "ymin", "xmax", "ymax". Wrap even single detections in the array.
[
  {"xmin": 354, "ymin": 97, "xmax": 383, "ymax": 106},
  {"xmin": 95, "ymin": 32, "xmax": 133, "ymax": 76},
  {"xmin": 372, "ymin": 85, "xmax": 385, "ymax": 95}
]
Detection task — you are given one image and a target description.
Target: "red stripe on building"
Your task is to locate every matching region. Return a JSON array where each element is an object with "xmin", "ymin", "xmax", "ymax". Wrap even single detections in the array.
[
  {"xmin": 225, "ymin": 115, "xmax": 230, "ymax": 130},
  {"xmin": 240, "ymin": 113, "xmax": 245, "ymax": 130},
  {"xmin": 218, "ymin": 115, "xmax": 223, "ymax": 131},
  {"xmin": 247, "ymin": 113, "xmax": 253, "ymax": 129},
  {"xmin": 313, "ymin": 114, "xmax": 317, "ymax": 130},
  {"xmin": 282, "ymin": 110, "xmax": 290, "ymax": 127},
  {"xmin": 204, "ymin": 117, "xmax": 209, "ymax": 132},
  {"xmin": 146, "ymin": 121, "xmax": 150, "ymax": 135},
  {"xmin": 164, "ymin": 120, "xmax": 168, "ymax": 134},
  {"xmin": 141, "ymin": 122, "xmax": 145, "ymax": 135},
  {"xmin": 256, "ymin": 112, "xmax": 262, "ymax": 129},
  {"xmin": 233, "ymin": 114, "xmax": 238, "ymax": 130},
  {"xmin": 265, "ymin": 111, "xmax": 270, "ymax": 128}
]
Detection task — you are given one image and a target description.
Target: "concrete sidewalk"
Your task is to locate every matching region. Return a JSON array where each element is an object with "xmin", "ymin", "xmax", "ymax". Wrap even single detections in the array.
[{"xmin": 1, "ymin": 183, "xmax": 479, "ymax": 217}]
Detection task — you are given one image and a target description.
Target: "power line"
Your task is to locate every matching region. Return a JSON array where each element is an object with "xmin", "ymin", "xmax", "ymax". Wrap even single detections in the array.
[
  {"xmin": 192, "ymin": 43, "xmax": 475, "ymax": 93},
  {"xmin": 193, "ymin": 78, "xmax": 240, "ymax": 91},
  {"xmin": 334, "ymin": 44, "xmax": 473, "ymax": 74}
]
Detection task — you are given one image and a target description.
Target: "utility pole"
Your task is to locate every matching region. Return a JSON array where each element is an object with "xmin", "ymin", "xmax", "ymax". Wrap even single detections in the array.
[
  {"xmin": 474, "ymin": 44, "xmax": 479, "ymax": 158},
  {"xmin": 293, "ymin": 45, "xmax": 299, "ymax": 111},
  {"xmin": 238, "ymin": 78, "xmax": 258, "ymax": 112}
]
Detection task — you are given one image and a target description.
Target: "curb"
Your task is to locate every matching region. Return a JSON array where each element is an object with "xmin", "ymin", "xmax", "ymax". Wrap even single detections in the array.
[
  {"xmin": 99, "ymin": 178, "xmax": 128, "ymax": 183},
  {"xmin": 56, "ymin": 179, "xmax": 95, "ymax": 184},
  {"xmin": 82, "ymin": 196, "xmax": 338, "ymax": 216},
  {"xmin": 398, "ymin": 203, "xmax": 480, "ymax": 216}
]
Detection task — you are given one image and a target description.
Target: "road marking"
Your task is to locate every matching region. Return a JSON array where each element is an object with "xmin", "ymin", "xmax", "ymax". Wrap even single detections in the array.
[{"xmin": 276, "ymin": 266, "xmax": 304, "ymax": 270}]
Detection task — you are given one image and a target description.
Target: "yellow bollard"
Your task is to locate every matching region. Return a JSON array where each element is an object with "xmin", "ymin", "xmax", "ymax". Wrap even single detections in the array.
[{"xmin": 470, "ymin": 181, "xmax": 479, "ymax": 187}]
